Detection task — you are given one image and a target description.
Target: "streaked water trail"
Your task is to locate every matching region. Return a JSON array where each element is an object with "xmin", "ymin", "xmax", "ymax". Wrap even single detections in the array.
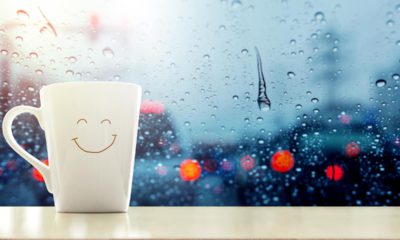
[{"xmin": 255, "ymin": 46, "xmax": 271, "ymax": 112}]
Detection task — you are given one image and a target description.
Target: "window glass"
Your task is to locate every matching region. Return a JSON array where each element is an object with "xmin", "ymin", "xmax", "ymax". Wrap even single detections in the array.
[{"xmin": 0, "ymin": 0, "xmax": 399, "ymax": 206}]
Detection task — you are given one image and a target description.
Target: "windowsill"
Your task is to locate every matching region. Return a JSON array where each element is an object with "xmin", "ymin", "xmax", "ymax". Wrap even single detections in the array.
[{"xmin": 0, "ymin": 207, "xmax": 399, "ymax": 239}]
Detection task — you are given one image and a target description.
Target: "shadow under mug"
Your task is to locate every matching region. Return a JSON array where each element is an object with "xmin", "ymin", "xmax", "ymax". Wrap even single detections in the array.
[{"xmin": 2, "ymin": 82, "xmax": 142, "ymax": 212}]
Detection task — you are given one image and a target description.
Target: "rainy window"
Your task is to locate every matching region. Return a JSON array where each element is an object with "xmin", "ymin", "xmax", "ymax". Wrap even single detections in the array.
[{"xmin": 1, "ymin": 0, "xmax": 400, "ymax": 206}]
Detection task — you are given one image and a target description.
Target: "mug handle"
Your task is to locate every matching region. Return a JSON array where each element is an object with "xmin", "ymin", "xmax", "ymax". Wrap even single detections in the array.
[{"xmin": 2, "ymin": 106, "xmax": 52, "ymax": 193}]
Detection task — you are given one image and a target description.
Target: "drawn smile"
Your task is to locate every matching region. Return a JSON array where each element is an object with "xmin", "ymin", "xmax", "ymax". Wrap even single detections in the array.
[{"xmin": 72, "ymin": 134, "xmax": 117, "ymax": 153}]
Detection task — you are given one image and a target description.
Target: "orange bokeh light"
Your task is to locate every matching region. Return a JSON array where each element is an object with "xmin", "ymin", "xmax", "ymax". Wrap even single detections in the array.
[
  {"xmin": 271, "ymin": 150, "xmax": 294, "ymax": 173},
  {"xmin": 180, "ymin": 159, "xmax": 201, "ymax": 181}
]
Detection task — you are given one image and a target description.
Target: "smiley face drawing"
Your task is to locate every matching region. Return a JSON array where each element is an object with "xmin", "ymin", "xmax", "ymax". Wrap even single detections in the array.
[{"xmin": 71, "ymin": 118, "xmax": 117, "ymax": 153}]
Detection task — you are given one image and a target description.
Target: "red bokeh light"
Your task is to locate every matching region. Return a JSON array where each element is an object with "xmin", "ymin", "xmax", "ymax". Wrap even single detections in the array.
[
  {"xmin": 32, "ymin": 159, "xmax": 49, "ymax": 182},
  {"xmin": 0, "ymin": 167, "xmax": 3, "ymax": 176},
  {"xmin": 346, "ymin": 142, "xmax": 360, "ymax": 157},
  {"xmin": 240, "ymin": 155, "xmax": 255, "ymax": 171},
  {"xmin": 271, "ymin": 150, "xmax": 294, "ymax": 173},
  {"xmin": 155, "ymin": 165, "xmax": 168, "ymax": 176},
  {"xmin": 203, "ymin": 159, "xmax": 218, "ymax": 173},
  {"xmin": 180, "ymin": 159, "xmax": 202, "ymax": 181},
  {"xmin": 221, "ymin": 159, "xmax": 233, "ymax": 171},
  {"xmin": 339, "ymin": 113, "xmax": 352, "ymax": 124},
  {"xmin": 325, "ymin": 164, "xmax": 344, "ymax": 181},
  {"xmin": 6, "ymin": 159, "xmax": 17, "ymax": 171},
  {"xmin": 140, "ymin": 100, "xmax": 165, "ymax": 114}
]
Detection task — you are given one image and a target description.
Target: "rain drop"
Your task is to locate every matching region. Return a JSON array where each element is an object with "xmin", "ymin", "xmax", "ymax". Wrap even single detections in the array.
[
  {"xmin": 15, "ymin": 36, "xmax": 23, "ymax": 42},
  {"xmin": 102, "ymin": 47, "xmax": 114, "ymax": 58},
  {"xmin": 203, "ymin": 54, "xmax": 210, "ymax": 59},
  {"xmin": 35, "ymin": 69, "xmax": 43, "ymax": 75},
  {"xmin": 231, "ymin": 0, "xmax": 242, "ymax": 8},
  {"xmin": 295, "ymin": 104, "xmax": 303, "ymax": 110},
  {"xmin": 287, "ymin": 71, "xmax": 296, "ymax": 78},
  {"xmin": 241, "ymin": 49, "xmax": 249, "ymax": 55},
  {"xmin": 392, "ymin": 74, "xmax": 399, "ymax": 80},
  {"xmin": 0, "ymin": 49, "xmax": 8, "ymax": 55},
  {"xmin": 65, "ymin": 70, "xmax": 74, "ymax": 76},
  {"xmin": 113, "ymin": 75, "xmax": 121, "ymax": 81},
  {"xmin": 68, "ymin": 56, "xmax": 77, "ymax": 63},
  {"xmin": 29, "ymin": 52, "xmax": 38, "ymax": 58},
  {"xmin": 311, "ymin": 97, "xmax": 319, "ymax": 103},
  {"xmin": 232, "ymin": 95, "xmax": 239, "ymax": 100},
  {"xmin": 386, "ymin": 20, "xmax": 395, "ymax": 27},
  {"xmin": 314, "ymin": 11, "xmax": 325, "ymax": 22},
  {"xmin": 27, "ymin": 86, "xmax": 35, "ymax": 92},
  {"xmin": 376, "ymin": 79, "xmax": 387, "ymax": 87},
  {"xmin": 16, "ymin": 9, "xmax": 30, "ymax": 20}
]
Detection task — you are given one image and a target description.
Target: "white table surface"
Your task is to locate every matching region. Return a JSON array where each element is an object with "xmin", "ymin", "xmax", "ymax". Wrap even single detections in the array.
[{"xmin": 0, "ymin": 207, "xmax": 399, "ymax": 239}]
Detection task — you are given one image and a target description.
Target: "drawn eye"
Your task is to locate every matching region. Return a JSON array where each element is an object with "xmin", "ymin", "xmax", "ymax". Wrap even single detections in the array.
[
  {"xmin": 101, "ymin": 119, "xmax": 111, "ymax": 124},
  {"xmin": 77, "ymin": 118, "xmax": 87, "ymax": 124}
]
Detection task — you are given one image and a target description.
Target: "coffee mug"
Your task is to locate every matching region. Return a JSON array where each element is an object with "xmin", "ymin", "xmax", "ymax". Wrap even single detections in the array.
[{"xmin": 2, "ymin": 82, "xmax": 142, "ymax": 212}]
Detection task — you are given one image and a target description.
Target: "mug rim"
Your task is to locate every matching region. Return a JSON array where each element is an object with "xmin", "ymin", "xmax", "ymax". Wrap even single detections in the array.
[{"xmin": 41, "ymin": 81, "xmax": 141, "ymax": 92}]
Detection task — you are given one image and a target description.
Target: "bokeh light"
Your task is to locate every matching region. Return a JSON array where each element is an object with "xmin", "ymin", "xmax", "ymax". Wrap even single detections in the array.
[
  {"xmin": 32, "ymin": 159, "xmax": 48, "ymax": 182},
  {"xmin": 270, "ymin": 150, "xmax": 294, "ymax": 173},
  {"xmin": 180, "ymin": 159, "xmax": 201, "ymax": 181},
  {"xmin": 240, "ymin": 155, "xmax": 255, "ymax": 171},
  {"xmin": 140, "ymin": 100, "xmax": 165, "ymax": 114},
  {"xmin": 325, "ymin": 164, "xmax": 344, "ymax": 181},
  {"xmin": 346, "ymin": 142, "xmax": 360, "ymax": 158}
]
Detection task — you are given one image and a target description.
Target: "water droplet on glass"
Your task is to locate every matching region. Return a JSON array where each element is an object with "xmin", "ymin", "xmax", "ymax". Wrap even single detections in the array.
[
  {"xmin": 386, "ymin": 20, "xmax": 395, "ymax": 27},
  {"xmin": 11, "ymin": 52, "xmax": 19, "ymax": 58},
  {"xmin": 203, "ymin": 54, "xmax": 210, "ymax": 59},
  {"xmin": 256, "ymin": 117, "xmax": 263, "ymax": 122},
  {"xmin": 295, "ymin": 104, "xmax": 303, "ymax": 110},
  {"xmin": 287, "ymin": 71, "xmax": 296, "ymax": 78},
  {"xmin": 65, "ymin": 70, "xmax": 74, "ymax": 76},
  {"xmin": 144, "ymin": 90, "xmax": 151, "ymax": 96},
  {"xmin": 16, "ymin": 9, "xmax": 30, "ymax": 20},
  {"xmin": 29, "ymin": 52, "xmax": 38, "ymax": 58},
  {"xmin": 102, "ymin": 47, "xmax": 114, "ymax": 58},
  {"xmin": 15, "ymin": 36, "xmax": 23, "ymax": 42},
  {"xmin": 231, "ymin": 0, "xmax": 242, "ymax": 8},
  {"xmin": 68, "ymin": 56, "xmax": 77, "ymax": 63},
  {"xmin": 0, "ymin": 49, "xmax": 8, "ymax": 55},
  {"xmin": 314, "ymin": 11, "xmax": 325, "ymax": 22},
  {"xmin": 255, "ymin": 47, "xmax": 271, "ymax": 112},
  {"xmin": 219, "ymin": 25, "xmax": 226, "ymax": 31},
  {"xmin": 184, "ymin": 121, "xmax": 191, "ymax": 126},
  {"xmin": 232, "ymin": 95, "xmax": 239, "ymax": 100},
  {"xmin": 35, "ymin": 69, "xmax": 43, "ymax": 75},
  {"xmin": 311, "ymin": 97, "xmax": 319, "ymax": 103},
  {"xmin": 392, "ymin": 74, "xmax": 400, "ymax": 80},
  {"xmin": 241, "ymin": 49, "xmax": 248, "ymax": 55},
  {"xmin": 39, "ymin": 26, "xmax": 50, "ymax": 35},
  {"xmin": 376, "ymin": 79, "xmax": 387, "ymax": 87},
  {"xmin": 113, "ymin": 75, "xmax": 121, "ymax": 81},
  {"xmin": 27, "ymin": 86, "xmax": 35, "ymax": 92},
  {"xmin": 290, "ymin": 39, "xmax": 296, "ymax": 45}
]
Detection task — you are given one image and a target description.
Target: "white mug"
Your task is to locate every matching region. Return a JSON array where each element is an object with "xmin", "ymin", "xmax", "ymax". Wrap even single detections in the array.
[{"xmin": 2, "ymin": 82, "xmax": 142, "ymax": 212}]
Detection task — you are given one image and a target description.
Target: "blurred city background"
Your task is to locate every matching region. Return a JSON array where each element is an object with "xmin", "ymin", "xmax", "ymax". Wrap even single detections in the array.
[{"xmin": 0, "ymin": 0, "xmax": 399, "ymax": 206}]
